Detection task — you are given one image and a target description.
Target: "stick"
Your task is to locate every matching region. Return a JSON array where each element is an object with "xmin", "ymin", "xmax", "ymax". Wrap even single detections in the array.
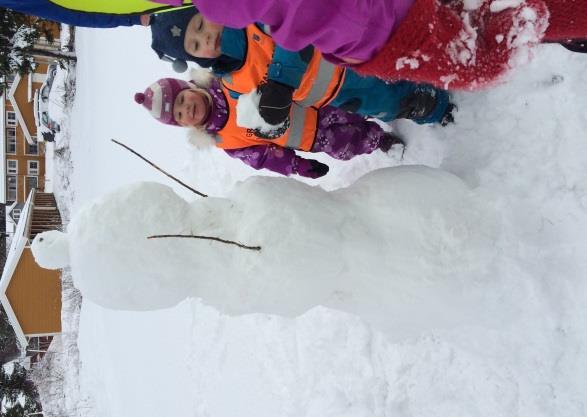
[
  {"xmin": 111, "ymin": 139, "xmax": 208, "ymax": 197},
  {"xmin": 147, "ymin": 234, "xmax": 262, "ymax": 251}
]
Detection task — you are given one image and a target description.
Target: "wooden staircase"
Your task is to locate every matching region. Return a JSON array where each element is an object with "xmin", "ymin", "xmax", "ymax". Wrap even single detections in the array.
[{"xmin": 29, "ymin": 192, "xmax": 62, "ymax": 240}]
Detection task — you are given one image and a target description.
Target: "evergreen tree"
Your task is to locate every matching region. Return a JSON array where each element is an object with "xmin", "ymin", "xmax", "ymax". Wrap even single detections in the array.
[
  {"xmin": 0, "ymin": 7, "xmax": 75, "ymax": 79},
  {"xmin": 0, "ymin": 7, "xmax": 37, "ymax": 76},
  {"xmin": 0, "ymin": 306, "xmax": 20, "ymax": 365},
  {"xmin": 0, "ymin": 363, "xmax": 42, "ymax": 416}
]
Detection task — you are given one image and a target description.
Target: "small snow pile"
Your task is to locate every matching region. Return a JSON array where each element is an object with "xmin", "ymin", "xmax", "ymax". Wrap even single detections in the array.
[
  {"xmin": 236, "ymin": 88, "xmax": 287, "ymax": 134},
  {"xmin": 33, "ymin": 167, "xmax": 499, "ymax": 337},
  {"xmin": 47, "ymin": 67, "xmax": 69, "ymax": 126},
  {"xmin": 395, "ymin": 56, "xmax": 420, "ymax": 70},
  {"xmin": 463, "ymin": 0, "xmax": 484, "ymax": 10},
  {"xmin": 447, "ymin": 13, "xmax": 478, "ymax": 66},
  {"xmin": 490, "ymin": 0, "xmax": 523, "ymax": 13},
  {"xmin": 505, "ymin": 2, "xmax": 549, "ymax": 69},
  {"xmin": 31, "ymin": 230, "xmax": 70, "ymax": 269}
]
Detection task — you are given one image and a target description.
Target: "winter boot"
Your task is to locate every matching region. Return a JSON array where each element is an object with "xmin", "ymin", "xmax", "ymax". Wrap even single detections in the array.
[{"xmin": 559, "ymin": 39, "xmax": 587, "ymax": 53}]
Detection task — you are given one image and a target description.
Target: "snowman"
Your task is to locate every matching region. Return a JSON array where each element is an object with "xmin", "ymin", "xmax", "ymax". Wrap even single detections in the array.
[{"xmin": 32, "ymin": 166, "xmax": 498, "ymax": 337}]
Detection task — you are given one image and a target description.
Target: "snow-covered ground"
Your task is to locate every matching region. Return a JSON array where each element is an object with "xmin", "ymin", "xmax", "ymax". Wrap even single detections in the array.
[{"xmin": 44, "ymin": 25, "xmax": 587, "ymax": 417}]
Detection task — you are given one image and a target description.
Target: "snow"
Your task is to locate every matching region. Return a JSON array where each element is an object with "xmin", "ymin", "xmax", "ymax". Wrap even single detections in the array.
[
  {"xmin": 31, "ymin": 230, "xmax": 70, "ymax": 270},
  {"xmin": 47, "ymin": 67, "xmax": 69, "ymax": 127},
  {"xmin": 41, "ymin": 25, "xmax": 587, "ymax": 417},
  {"xmin": 490, "ymin": 0, "xmax": 524, "ymax": 13},
  {"xmin": 33, "ymin": 167, "xmax": 498, "ymax": 334}
]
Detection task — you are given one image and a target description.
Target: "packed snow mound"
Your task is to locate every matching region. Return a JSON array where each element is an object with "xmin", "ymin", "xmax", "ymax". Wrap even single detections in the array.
[
  {"xmin": 34, "ymin": 166, "xmax": 499, "ymax": 335},
  {"xmin": 34, "ymin": 182, "xmax": 198, "ymax": 310},
  {"xmin": 31, "ymin": 230, "xmax": 70, "ymax": 269}
]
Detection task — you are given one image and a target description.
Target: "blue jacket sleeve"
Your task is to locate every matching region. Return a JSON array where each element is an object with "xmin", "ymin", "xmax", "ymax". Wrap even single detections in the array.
[
  {"xmin": 267, "ymin": 45, "xmax": 314, "ymax": 89},
  {"xmin": 0, "ymin": 0, "xmax": 141, "ymax": 27}
]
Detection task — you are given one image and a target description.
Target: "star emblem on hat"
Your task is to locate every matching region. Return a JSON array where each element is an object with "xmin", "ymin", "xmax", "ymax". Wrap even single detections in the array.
[{"xmin": 170, "ymin": 25, "xmax": 182, "ymax": 37}]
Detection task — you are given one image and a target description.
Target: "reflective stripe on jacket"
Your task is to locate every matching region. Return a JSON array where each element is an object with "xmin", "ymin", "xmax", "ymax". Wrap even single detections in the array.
[
  {"xmin": 221, "ymin": 25, "xmax": 346, "ymax": 109},
  {"xmin": 48, "ymin": 0, "xmax": 191, "ymax": 15},
  {"xmin": 216, "ymin": 86, "xmax": 319, "ymax": 152}
]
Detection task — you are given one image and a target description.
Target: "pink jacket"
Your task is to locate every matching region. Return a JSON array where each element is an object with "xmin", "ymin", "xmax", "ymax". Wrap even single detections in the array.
[{"xmin": 152, "ymin": 0, "xmax": 414, "ymax": 63}]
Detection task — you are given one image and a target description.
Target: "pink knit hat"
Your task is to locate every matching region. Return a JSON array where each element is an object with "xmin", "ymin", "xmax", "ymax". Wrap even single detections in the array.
[{"xmin": 134, "ymin": 78, "xmax": 192, "ymax": 126}]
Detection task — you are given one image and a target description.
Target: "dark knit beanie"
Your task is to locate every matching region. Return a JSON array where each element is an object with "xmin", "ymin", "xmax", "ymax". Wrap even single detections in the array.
[{"xmin": 150, "ymin": 6, "xmax": 217, "ymax": 71}]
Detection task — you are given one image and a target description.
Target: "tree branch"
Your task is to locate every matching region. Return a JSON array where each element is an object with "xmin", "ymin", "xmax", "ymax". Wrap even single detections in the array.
[
  {"xmin": 147, "ymin": 234, "xmax": 261, "ymax": 251},
  {"xmin": 111, "ymin": 139, "xmax": 208, "ymax": 198}
]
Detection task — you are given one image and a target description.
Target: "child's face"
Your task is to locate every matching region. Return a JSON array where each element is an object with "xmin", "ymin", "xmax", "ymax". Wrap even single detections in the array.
[
  {"xmin": 173, "ymin": 88, "xmax": 211, "ymax": 127},
  {"xmin": 183, "ymin": 14, "xmax": 223, "ymax": 59}
]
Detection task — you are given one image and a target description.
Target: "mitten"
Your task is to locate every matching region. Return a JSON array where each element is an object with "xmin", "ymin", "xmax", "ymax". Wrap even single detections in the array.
[
  {"xmin": 379, "ymin": 132, "xmax": 405, "ymax": 153},
  {"xmin": 440, "ymin": 103, "xmax": 457, "ymax": 126},
  {"xmin": 297, "ymin": 159, "xmax": 330, "ymax": 178},
  {"xmin": 258, "ymin": 80, "xmax": 294, "ymax": 125}
]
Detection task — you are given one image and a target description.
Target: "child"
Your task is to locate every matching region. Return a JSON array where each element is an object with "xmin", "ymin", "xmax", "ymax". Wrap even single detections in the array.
[
  {"xmin": 135, "ymin": 75, "xmax": 405, "ymax": 179},
  {"xmin": 149, "ymin": 6, "xmax": 456, "ymax": 128},
  {"xmin": 149, "ymin": 0, "xmax": 587, "ymax": 90}
]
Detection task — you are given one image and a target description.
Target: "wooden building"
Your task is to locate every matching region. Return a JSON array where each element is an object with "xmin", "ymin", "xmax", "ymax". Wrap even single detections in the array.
[
  {"xmin": 0, "ymin": 189, "xmax": 62, "ymax": 361},
  {"xmin": 1, "ymin": 22, "xmax": 62, "ymax": 220}
]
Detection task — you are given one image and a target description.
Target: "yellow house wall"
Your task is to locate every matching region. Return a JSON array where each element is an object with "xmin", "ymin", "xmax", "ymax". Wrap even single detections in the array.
[
  {"xmin": 5, "ymin": 248, "xmax": 61, "ymax": 335},
  {"xmin": 5, "ymin": 75, "xmax": 48, "ymax": 203}
]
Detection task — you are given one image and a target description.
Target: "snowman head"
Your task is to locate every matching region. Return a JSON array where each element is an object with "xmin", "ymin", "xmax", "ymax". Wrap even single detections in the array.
[{"xmin": 31, "ymin": 230, "xmax": 70, "ymax": 270}]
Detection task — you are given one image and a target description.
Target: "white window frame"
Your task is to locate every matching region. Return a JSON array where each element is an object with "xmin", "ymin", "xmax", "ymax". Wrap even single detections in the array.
[
  {"xmin": 26, "ymin": 175, "xmax": 38, "ymax": 191},
  {"xmin": 26, "ymin": 140, "xmax": 39, "ymax": 156},
  {"xmin": 6, "ymin": 128, "xmax": 16, "ymax": 154},
  {"xmin": 6, "ymin": 74, "xmax": 15, "ymax": 89},
  {"xmin": 12, "ymin": 208, "xmax": 21, "ymax": 221},
  {"xmin": 6, "ymin": 111, "xmax": 16, "ymax": 127},
  {"xmin": 27, "ymin": 160, "xmax": 39, "ymax": 175},
  {"xmin": 7, "ymin": 176, "xmax": 17, "ymax": 202},
  {"xmin": 7, "ymin": 159, "xmax": 18, "ymax": 175}
]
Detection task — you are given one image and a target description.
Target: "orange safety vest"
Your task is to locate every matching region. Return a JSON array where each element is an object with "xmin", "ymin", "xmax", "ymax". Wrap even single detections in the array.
[
  {"xmin": 215, "ymin": 85, "xmax": 319, "ymax": 152},
  {"xmin": 221, "ymin": 25, "xmax": 346, "ymax": 109}
]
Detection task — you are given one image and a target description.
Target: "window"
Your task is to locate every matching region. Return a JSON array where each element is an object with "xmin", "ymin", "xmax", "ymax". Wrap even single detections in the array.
[
  {"xmin": 27, "ymin": 176, "xmax": 38, "ymax": 190},
  {"xmin": 6, "ymin": 111, "xmax": 16, "ymax": 127},
  {"xmin": 12, "ymin": 208, "xmax": 21, "ymax": 222},
  {"xmin": 7, "ymin": 176, "xmax": 17, "ymax": 202},
  {"xmin": 27, "ymin": 160, "xmax": 39, "ymax": 175},
  {"xmin": 7, "ymin": 160, "xmax": 17, "ymax": 175},
  {"xmin": 26, "ymin": 141, "xmax": 38, "ymax": 155},
  {"xmin": 27, "ymin": 337, "xmax": 40, "ymax": 352},
  {"xmin": 6, "ymin": 128, "xmax": 16, "ymax": 154}
]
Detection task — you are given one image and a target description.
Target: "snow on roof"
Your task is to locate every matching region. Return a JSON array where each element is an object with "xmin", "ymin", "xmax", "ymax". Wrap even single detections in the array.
[
  {"xmin": 5, "ymin": 201, "xmax": 17, "ymax": 228},
  {"xmin": 0, "ymin": 190, "xmax": 35, "ymax": 349},
  {"xmin": 0, "ymin": 92, "xmax": 5, "ymax": 203},
  {"xmin": 7, "ymin": 74, "xmax": 35, "ymax": 145}
]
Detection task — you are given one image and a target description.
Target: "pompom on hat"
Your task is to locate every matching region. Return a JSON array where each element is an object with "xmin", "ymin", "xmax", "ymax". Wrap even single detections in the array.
[{"xmin": 134, "ymin": 78, "xmax": 192, "ymax": 126}]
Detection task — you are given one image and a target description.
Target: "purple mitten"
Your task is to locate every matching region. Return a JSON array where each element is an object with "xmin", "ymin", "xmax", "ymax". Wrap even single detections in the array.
[{"xmin": 297, "ymin": 159, "xmax": 329, "ymax": 178}]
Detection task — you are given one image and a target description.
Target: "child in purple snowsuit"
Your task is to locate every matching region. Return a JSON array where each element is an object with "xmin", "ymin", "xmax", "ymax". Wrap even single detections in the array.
[{"xmin": 135, "ymin": 75, "xmax": 403, "ymax": 179}]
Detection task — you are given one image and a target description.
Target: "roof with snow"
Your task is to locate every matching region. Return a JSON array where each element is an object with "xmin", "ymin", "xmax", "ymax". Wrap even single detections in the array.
[
  {"xmin": 0, "ymin": 190, "xmax": 35, "ymax": 349},
  {"xmin": 7, "ymin": 74, "xmax": 35, "ymax": 146}
]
